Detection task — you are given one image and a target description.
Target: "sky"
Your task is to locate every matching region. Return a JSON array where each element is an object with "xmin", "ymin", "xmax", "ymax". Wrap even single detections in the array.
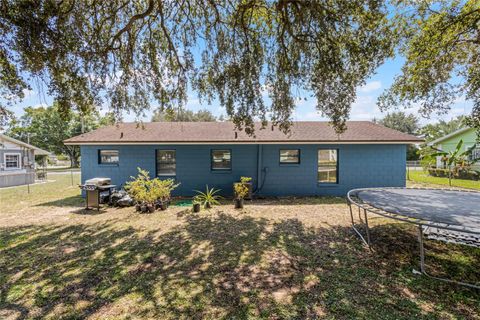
[{"xmin": 7, "ymin": 56, "xmax": 473, "ymax": 126}]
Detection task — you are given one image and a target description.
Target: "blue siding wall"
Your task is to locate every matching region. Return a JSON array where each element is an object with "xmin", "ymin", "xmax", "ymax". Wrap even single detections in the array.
[{"xmin": 80, "ymin": 144, "xmax": 406, "ymax": 196}]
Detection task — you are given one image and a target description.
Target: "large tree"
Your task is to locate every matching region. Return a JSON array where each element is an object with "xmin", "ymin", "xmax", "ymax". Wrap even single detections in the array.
[
  {"xmin": 378, "ymin": 111, "xmax": 419, "ymax": 135},
  {"xmin": 378, "ymin": 111, "xmax": 420, "ymax": 160},
  {"xmin": 6, "ymin": 105, "xmax": 115, "ymax": 167},
  {"xmin": 0, "ymin": 0, "xmax": 396, "ymax": 134},
  {"xmin": 417, "ymin": 116, "xmax": 467, "ymax": 143},
  {"xmin": 380, "ymin": 0, "xmax": 480, "ymax": 133},
  {"xmin": 152, "ymin": 108, "xmax": 216, "ymax": 122}
]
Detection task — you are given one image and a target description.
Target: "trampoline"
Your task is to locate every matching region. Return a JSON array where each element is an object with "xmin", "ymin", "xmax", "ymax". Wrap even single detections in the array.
[{"xmin": 347, "ymin": 187, "xmax": 480, "ymax": 289}]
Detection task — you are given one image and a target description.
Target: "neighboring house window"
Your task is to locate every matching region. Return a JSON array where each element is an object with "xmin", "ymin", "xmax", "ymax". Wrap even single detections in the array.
[
  {"xmin": 471, "ymin": 147, "xmax": 480, "ymax": 161},
  {"xmin": 5, "ymin": 153, "xmax": 21, "ymax": 169},
  {"xmin": 157, "ymin": 150, "xmax": 176, "ymax": 176},
  {"xmin": 280, "ymin": 149, "xmax": 300, "ymax": 164},
  {"xmin": 318, "ymin": 149, "xmax": 338, "ymax": 183},
  {"xmin": 211, "ymin": 149, "xmax": 231, "ymax": 171},
  {"xmin": 436, "ymin": 144, "xmax": 444, "ymax": 168},
  {"xmin": 99, "ymin": 150, "xmax": 119, "ymax": 164}
]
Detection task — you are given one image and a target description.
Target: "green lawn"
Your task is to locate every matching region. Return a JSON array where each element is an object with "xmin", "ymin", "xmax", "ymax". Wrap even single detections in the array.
[
  {"xmin": 407, "ymin": 170, "xmax": 480, "ymax": 190},
  {"xmin": 0, "ymin": 174, "xmax": 479, "ymax": 319}
]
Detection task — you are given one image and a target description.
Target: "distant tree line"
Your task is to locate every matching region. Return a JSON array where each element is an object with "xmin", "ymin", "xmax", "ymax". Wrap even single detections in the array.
[
  {"xmin": 375, "ymin": 111, "xmax": 467, "ymax": 160},
  {"xmin": 5, "ymin": 103, "xmax": 469, "ymax": 165},
  {"xmin": 151, "ymin": 108, "xmax": 218, "ymax": 122},
  {"xmin": 6, "ymin": 104, "xmax": 115, "ymax": 167}
]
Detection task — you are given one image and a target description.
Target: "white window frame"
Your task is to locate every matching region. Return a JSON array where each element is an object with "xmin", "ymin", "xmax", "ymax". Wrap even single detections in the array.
[{"xmin": 4, "ymin": 152, "xmax": 22, "ymax": 170}]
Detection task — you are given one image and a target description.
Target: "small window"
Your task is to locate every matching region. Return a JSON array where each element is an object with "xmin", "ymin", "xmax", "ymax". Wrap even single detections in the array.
[
  {"xmin": 157, "ymin": 150, "xmax": 176, "ymax": 176},
  {"xmin": 472, "ymin": 147, "xmax": 480, "ymax": 161},
  {"xmin": 280, "ymin": 149, "xmax": 300, "ymax": 164},
  {"xmin": 211, "ymin": 149, "xmax": 231, "ymax": 171},
  {"xmin": 5, "ymin": 154, "xmax": 21, "ymax": 169},
  {"xmin": 99, "ymin": 150, "xmax": 119, "ymax": 164},
  {"xmin": 318, "ymin": 149, "xmax": 338, "ymax": 183}
]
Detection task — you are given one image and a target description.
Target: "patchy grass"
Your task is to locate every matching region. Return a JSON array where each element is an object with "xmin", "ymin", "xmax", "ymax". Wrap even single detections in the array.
[
  {"xmin": 0, "ymin": 175, "xmax": 479, "ymax": 319},
  {"xmin": 408, "ymin": 170, "xmax": 480, "ymax": 190}
]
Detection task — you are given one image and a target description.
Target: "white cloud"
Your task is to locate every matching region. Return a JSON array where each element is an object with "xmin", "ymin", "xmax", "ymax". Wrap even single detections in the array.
[
  {"xmin": 32, "ymin": 103, "xmax": 48, "ymax": 109},
  {"xmin": 350, "ymin": 95, "xmax": 381, "ymax": 120},
  {"xmin": 22, "ymin": 89, "xmax": 35, "ymax": 98},
  {"xmin": 359, "ymin": 81, "xmax": 382, "ymax": 93}
]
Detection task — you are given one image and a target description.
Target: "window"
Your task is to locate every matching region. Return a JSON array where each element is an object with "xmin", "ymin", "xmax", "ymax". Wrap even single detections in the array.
[
  {"xmin": 471, "ymin": 147, "xmax": 480, "ymax": 161},
  {"xmin": 5, "ymin": 153, "xmax": 21, "ymax": 169},
  {"xmin": 157, "ymin": 150, "xmax": 176, "ymax": 176},
  {"xmin": 99, "ymin": 150, "xmax": 119, "ymax": 164},
  {"xmin": 280, "ymin": 149, "xmax": 300, "ymax": 164},
  {"xmin": 318, "ymin": 149, "xmax": 338, "ymax": 183},
  {"xmin": 211, "ymin": 149, "xmax": 231, "ymax": 171}
]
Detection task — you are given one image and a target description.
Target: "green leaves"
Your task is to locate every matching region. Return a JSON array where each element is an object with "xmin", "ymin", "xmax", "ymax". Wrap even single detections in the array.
[
  {"xmin": 5, "ymin": 104, "xmax": 114, "ymax": 165},
  {"xmin": 193, "ymin": 185, "xmax": 223, "ymax": 207},
  {"xmin": 378, "ymin": 111, "xmax": 419, "ymax": 134},
  {"xmin": 0, "ymin": 0, "xmax": 395, "ymax": 134},
  {"xmin": 380, "ymin": 0, "xmax": 480, "ymax": 132}
]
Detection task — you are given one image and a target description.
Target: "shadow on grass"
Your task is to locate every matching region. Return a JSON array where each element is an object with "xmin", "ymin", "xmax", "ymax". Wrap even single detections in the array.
[
  {"xmin": 35, "ymin": 195, "xmax": 84, "ymax": 208},
  {"xmin": 232, "ymin": 196, "xmax": 347, "ymax": 206},
  {"xmin": 0, "ymin": 213, "xmax": 478, "ymax": 319}
]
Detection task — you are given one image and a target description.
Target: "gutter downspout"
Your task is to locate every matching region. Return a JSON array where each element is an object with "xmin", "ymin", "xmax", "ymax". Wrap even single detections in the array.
[
  {"xmin": 254, "ymin": 144, "xmax": 267, "ymax": 195},
  {"xmin": 257, "ymin": 144, "xmax": 262, "ymax": 192}
]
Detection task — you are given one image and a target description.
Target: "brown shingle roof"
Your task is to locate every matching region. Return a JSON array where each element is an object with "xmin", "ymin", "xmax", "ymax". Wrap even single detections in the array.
[{"xmin": 64, "ymin": 121, "xmax": 422, "ymax": 144}]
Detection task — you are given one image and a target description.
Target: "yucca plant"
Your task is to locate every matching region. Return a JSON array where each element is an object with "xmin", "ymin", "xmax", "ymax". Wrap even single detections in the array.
[{"xmin": 193, "ymin": 185, "xmax": 222, "ymax": 209}]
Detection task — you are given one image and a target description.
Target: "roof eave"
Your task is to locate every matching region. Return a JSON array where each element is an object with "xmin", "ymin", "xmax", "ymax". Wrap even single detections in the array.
[
  {"xmin": 428, "ymin": 127, "xmax": 473, "ymax": 145},
  {"xmin": 65, "ymin": 140, "xmax": 422, "ymax": 146},
  {"xmin": 1, "ymin": 134, "xmax": 51, "ymax": 154}
]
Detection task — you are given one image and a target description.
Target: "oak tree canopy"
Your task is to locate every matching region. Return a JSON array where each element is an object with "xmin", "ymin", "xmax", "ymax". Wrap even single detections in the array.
[
  {"xmin": 2, "ymin": 1, "xmax": 478, "ymax": 135},
  {"xmin": 0, "ymin": 0, "xmax": 395, "ymax": 134},
  {"xmin": 381, "ymin": 0, "xmax": 480, "ymax": 133}
]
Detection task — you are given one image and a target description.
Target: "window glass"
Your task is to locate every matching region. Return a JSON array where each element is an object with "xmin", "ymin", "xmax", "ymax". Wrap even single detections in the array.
[
  {"xmin": 5, "ymin": 154, "xmax": 20, "ymax": 168},
  {"xmin": 211, "ymin": 150, "xmax": 231, "ymax": 170},
  {"xmin": 470, "ymin": 147, "xmax": 480, "ymax": 161},
  {"xmin": 157, "ymin": 150, "xmax": 176, "ymax": 176},
  {"xmin": 99, "ymin": 150, "xmax": 119, "ymax": 164},
  {"xmin": 318, "ymin": 149, "xmax": 338, "ymax": 183},
  {"xmin": 280, "ymin": 149, "xmax": 300, "ymax": 164}
]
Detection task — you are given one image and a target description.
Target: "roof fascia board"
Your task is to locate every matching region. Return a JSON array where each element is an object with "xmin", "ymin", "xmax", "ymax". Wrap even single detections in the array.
[
  {"xmin": 428, "ymin": 127, "xmax": 472, "ymax": 146},
  {"xmin": 65, "ymin": 140, "xmax": 421, "ymax": 146},
  {"xmin": 0, "ymin": 134, "xmax": 50, "ymax": 154}
]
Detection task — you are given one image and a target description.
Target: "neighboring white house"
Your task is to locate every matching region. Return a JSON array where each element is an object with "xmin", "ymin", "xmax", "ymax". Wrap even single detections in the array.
[{"xmin": 0, "ymin": 134, "xmax": 50, "ymax": 188}]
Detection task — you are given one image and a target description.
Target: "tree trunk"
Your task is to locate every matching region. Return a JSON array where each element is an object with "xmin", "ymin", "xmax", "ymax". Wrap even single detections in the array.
[
  {"xmin": 70, "ymin": 156, "xmax": 80, "ymax": 168},
  {"xmin": 64, "ymin": 145, "xmax": 80, "ymax": 168},
  {"xmin": 448, "ymin": 166, "xmax": 452, "ymax": 186}
]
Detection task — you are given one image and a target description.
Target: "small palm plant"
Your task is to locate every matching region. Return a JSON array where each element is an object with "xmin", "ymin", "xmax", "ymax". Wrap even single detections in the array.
[
  {"xmin": 428, "ymin": 139, "xmax": 477, "ymax": 186},
  {"xmin": 194, "ymin": 185, "xmax": 223, "ymax": 209}
]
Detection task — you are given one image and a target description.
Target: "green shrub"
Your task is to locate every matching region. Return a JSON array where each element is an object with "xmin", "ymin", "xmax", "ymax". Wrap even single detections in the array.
[
  {"xmin": 427, "ymin": 168, "xmax": 437, "ymax": 176},
  {"xmin": 234, "ymin": 176, "xmax": 252, "ymax": 199},
  {"xmin": 467, "ymin": 171, "xmax": 479, "ymax": 181},
  {"xmin": 436, "ymin": 169, "xmax": 447, "ymax": 177},
  {"xmin": 456, "ymin": 168, "xmax": 469, "ymax": 179},
  {"xmin": 125, "ymin": 167, "xmax": 180, "ymax": 205}
]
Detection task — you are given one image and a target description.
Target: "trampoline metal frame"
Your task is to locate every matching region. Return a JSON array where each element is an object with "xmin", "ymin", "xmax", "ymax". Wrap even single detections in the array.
[{"xmin": 347, "ymin": 187, "xmax": 480, "ymax": 290}]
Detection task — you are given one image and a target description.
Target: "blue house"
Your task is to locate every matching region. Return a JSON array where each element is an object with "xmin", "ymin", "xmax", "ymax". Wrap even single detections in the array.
[{"xmin": 64, "ymin": 121, "xmax": 421, "ymax": 196}]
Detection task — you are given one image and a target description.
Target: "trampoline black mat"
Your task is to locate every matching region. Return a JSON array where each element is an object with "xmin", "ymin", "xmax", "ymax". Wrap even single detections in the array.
[{"xmin": 352, "ymin": 188, "xmax": 480, "ymax": 229}]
